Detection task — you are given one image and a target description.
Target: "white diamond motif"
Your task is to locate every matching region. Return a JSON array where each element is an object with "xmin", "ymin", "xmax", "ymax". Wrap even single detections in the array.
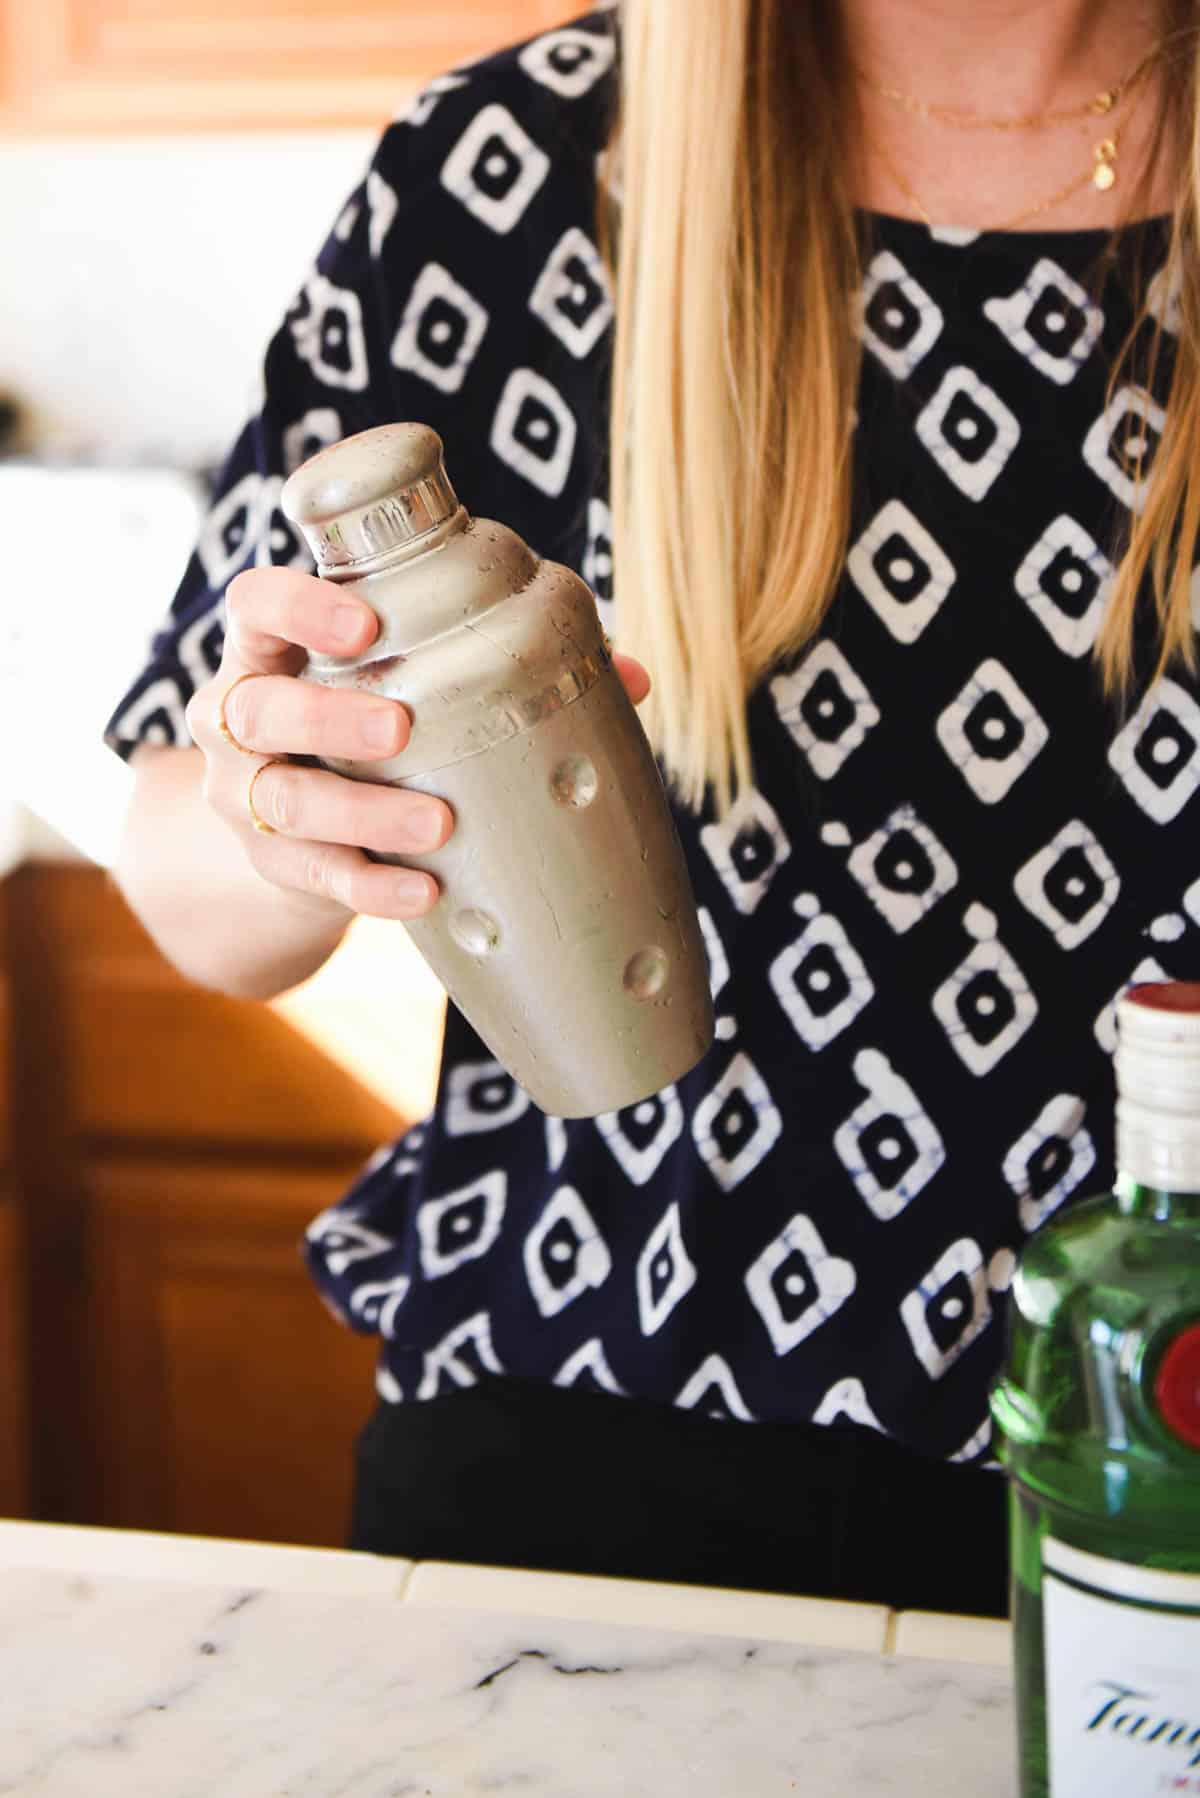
[
  {"xmin": 528, "ymin": 226, "xmax": 613, "ymax": 358},
  {"xmin": 445, "ymin": 1060, "xmax": 530, "ymax": 1136},
  {"xmin": 1013, "ymin": 819, "xmax": 1120, "ymax": 949},
  {"xmin": 390, "ymin": 262, "xmax": 490, "ymax": 395},
  {"xmin": 440, "ymin": 103, "xmax": 550, "ymax": 235},
  {"xmin": 636, "ymin": 1203, "xmax": 696, "ymax": 1337},
  {"xmin": 518, "ymin": 26, "xmax": 616, "ymax": 98},
  {"xmin": 1082, "ymin": 384, "xmax": 1165, "ymax": 512},
  {"xmin": 769, "ymin": 641, "xmax": 881, "ymax": 781},
  {"xmin": 1108, "ymin": 679, "xmax": 1200, "ymax": 824},
  {"xmin": 595, "ymin": 1085, "xmax": 683, "ymax": 1186},
  {"xmin": 1013, "ymin": 514, "xmax": 1114, "ymax": 658},
  {"xmin": 1002, "ymin": 1094, "xmax": 1097, "ymax": 1233},
  {"xmin": 524, "ymin": 1185, "xmax": 612, "ymax": 1319},
  {"xmin": 846, "ymin": 805, "xmax": 958, "ymax": 934},
  {"xmin": 983, "ymin": 258, "xmax": 1104, "ymax": 385},
  {"xmin": 900, "ymin": 1239, "xmax": 992, "ymax": 1380},
  {"xmin": 490, "ymin": 368, "xmax": 577, "ymax": 497},
  {"xmin": 847, "ymin": 499, "xmax": 955, "ymax": 644},
  {"xmin": 700, "ymin": 787, "xmax": 791, "ymax": 915},
  {"xmin": 858, "ymin": 250, "xmax": 944, "ymax": 380},
  {"xmin": 691, "ymin": 1053, "xmax": 783, "ymax": 1191},
  {"xmin": 768, "ymin": 909, "xmax": 874, "ymax": 1049},
  {"xmin": 916, "ymin": 366, "xmax": 1020, "ymax": 500},
  {"xmin": 931, "ymin": 928, "xmax": 1037, "ymax": 1076},
  {"xmin": 936, "ymin": 658, "xmax": 1049, "ymax": 804},
  {"xmin": 416, "ymin": 1171, "xmax": 506, "ymax": 1279},
  {"xmin": 833, "ymin": 1048, "xmax": 945, "ymax": 1222},
  {"xmin": 745, "ymin": 1214, "xmax": 857, "ymax": 1356}
]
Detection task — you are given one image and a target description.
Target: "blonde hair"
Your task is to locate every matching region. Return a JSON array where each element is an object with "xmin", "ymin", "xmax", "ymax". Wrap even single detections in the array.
[{"xmin": 606, "ymin": 0, "xmax": 1200, "ymax": 815}]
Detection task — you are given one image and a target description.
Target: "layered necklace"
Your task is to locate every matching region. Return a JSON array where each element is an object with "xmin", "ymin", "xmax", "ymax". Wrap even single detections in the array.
[{"xmin": 861, "ymin": 40, "xmax": 1163, "ymax": 232}]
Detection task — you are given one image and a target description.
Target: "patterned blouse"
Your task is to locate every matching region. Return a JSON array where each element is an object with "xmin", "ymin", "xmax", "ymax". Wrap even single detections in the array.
[{"xmin": 106, "ymin": 10, "xmax": 1199, "ymax": 1465}]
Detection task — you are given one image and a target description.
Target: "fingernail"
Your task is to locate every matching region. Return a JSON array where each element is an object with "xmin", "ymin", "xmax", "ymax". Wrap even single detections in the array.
[
  {"xmin": 408, "ymin": 803, "xmax": 445, "ymax": 850},
  {"xmin": 364, "ymin": 707, "xmax": 400, "ymax": 752},
  {"xmin": 393, "ymin": 872, "xmax": 432, "ymax": 908},
  {"xmin": 333, "ymin": 604, "xmax": 366, "ymax": 645}
]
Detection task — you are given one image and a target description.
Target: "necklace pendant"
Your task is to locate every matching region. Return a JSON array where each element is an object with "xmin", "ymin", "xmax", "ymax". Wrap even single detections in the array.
[
  {"xmin": 1092, "ymin": 90, "xmax": 1115, "ymax": 115},
  {"xmin": 1093, "ymin": 161, "xmax": 1116, "ymax": 191}
]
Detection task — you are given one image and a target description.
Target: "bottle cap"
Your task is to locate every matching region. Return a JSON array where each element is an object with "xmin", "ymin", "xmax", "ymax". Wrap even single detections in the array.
[
  {"xmin": 280, "ymin": 423, "xmax": 463, "ymax": 575},
  {"xmin": 1115, "ymin": 982, "xmax": 1200, "ymax": 1191},
  {"xmin": 1153, "ymin": 1321, "xmax": 1200, "ymax": 1450},
  {"xmin": 1123, "ymin": 982, "xmax": 1200, "ymax": 1021}
]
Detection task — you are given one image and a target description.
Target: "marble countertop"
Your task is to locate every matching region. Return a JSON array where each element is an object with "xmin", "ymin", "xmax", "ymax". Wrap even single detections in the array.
[{"xmin": 0, "ymin": 1521, "xmax": 1015, "ymax": 1796}]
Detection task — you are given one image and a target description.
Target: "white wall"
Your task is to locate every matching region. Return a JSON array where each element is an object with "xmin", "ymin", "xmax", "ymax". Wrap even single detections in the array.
[
  {"xmin": 0, "ymin": 126, "xmax": 394, "ymax": 861},
  {"xmin": 0, "ymin": 129, "xmax": 380, "ymax": 467}
]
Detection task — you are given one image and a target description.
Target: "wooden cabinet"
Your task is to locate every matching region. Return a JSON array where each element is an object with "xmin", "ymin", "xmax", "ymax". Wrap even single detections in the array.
[
  {"xmin": 3, "ymin": 861, "xmax": 405, "ymax": 1548},
  {"xmin": 82, "ymin": 1160, "xmax": 386, "ymax": 1545},
  {"xmin": 0, "ymin": 0, "xmax": 581, "ymax": 132},
  {"xmin": 0, "ymin": 889, "xmax": 31, "ymax": 1518}
]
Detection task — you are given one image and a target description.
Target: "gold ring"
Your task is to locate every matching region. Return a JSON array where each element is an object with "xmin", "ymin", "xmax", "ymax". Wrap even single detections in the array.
[
  {"xmin": 217, "ymin": 670, "xmax": 265, "ymax": 756},
  {"xmin": 247, "ymin": 758, "xmax": 286, "ymax": 835}
]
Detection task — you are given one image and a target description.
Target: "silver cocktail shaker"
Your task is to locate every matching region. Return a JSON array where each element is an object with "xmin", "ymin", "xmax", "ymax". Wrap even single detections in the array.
[{"xmin": 281, "ymin": 423, "xmax": 715, "ymax": 1118}]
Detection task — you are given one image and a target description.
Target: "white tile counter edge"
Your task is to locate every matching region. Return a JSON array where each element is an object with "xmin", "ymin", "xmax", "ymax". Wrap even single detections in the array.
[
  {"xmin": 0, "ymin": 1518, "xmax": 1012, "ymax": 1666},
  {"xmin": 0, "ymin": 1520, "xmax": 410, "ymax": 1598},
  {"xmin": 405, "ymin": 1558, "xmax": 890, "ymax": 1651},
  {"xmin": 890, "ymin": 1606, "xmax": 1013, "ymax": 1667}
]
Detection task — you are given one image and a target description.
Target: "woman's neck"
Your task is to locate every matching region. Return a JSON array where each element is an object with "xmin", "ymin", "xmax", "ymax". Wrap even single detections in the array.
[{"xmin": 844, "ymin": 0, "xmax": 1175, "ymax": 231}]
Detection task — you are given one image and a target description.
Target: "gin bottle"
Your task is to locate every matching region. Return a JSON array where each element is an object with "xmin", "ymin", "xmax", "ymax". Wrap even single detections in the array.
[{"xmin": 991, "ymin": 981, "xmax": 1200, "ymax": 1798}]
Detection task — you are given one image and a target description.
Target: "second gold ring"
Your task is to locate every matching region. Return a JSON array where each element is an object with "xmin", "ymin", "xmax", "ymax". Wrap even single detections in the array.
[
  {"xmin": 218, "ymin": 670, "xmax": 266, "ymax": 755},
  {"xmin": 247, "ymin": 758, "xmax": 287, "ymax": 836}
]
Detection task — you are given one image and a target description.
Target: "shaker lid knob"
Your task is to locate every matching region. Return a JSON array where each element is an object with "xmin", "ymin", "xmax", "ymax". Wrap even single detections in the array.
[{"xmin": 280, "ymin": 422, "xmax": 462, "ymax": 573}]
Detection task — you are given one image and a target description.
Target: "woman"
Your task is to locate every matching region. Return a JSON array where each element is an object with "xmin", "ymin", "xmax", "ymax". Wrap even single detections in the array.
[{"xmin": 107, "ymin": 0, "xmax": 1198, "ymax": 1618}]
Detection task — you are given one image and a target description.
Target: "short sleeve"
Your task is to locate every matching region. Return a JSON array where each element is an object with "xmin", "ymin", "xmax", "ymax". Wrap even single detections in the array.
[{"xmin": 104, "ymin": 14, "xmax": 617, "ymax": 760}]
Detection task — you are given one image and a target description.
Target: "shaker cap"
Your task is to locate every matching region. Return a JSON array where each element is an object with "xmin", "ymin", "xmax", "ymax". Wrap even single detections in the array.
[
  {"xmin": 280, "ymin": 423, "xmax": 462, "ymax": 573},
  {"xmin": 1117, "ymin": 982, "xmax": 1200, "ymax": 1074}
]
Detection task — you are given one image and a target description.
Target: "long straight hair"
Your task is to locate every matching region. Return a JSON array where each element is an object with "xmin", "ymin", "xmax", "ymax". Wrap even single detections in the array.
[{"xmin": 606, "ymin": 0, "xmax": 1200, "ymax": 814}]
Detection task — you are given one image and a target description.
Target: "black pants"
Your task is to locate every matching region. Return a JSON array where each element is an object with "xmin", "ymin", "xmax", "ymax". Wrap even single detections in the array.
[{"xmin": 348, "ymin": 1378, "xmax": 1010, "ymax": 1618}]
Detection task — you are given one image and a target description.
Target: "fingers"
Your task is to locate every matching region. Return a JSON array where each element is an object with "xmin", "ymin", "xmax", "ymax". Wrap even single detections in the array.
[
  {"xmin": 206, "ymin": 754, "xmax": 451, "ymax": 918},
  {"xmin": 247, "ymin": 832, "xmax": 440, "ymax": 921},
  {"xmin": 237, "ymin": 761, "xmax": 453, "ymax": 857},
  {"xmin": 190, "ymin": 670, "xmax": 410, "ymax": 763},
  {"xmin": 612, "ymin": 651, "xmax": 651, "ymax": 706},
  {"xmin": 226, "ymin": 572, "xmax": 649, "ymax": 705},
  {"xmin": 195, "ymin": 646, "xmax": 650, "ymax": 762},
  {"xmin": 224, "ymin": 566, "xmax": 379, "ymax": 668},
  {"xmin": 193, "ymin": 563, "xmax": 649, "ymax": 930}
]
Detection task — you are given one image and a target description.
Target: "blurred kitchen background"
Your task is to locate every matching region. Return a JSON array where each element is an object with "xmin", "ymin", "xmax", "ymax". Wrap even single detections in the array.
[{"xmin": 0, "ymin": 1, "xmax": 576, "ymax": 1551}]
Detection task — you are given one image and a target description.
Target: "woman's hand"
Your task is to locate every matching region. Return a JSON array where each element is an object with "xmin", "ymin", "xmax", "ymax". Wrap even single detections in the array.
[{"xmin": 185, "ymin": 566, "xmax": 648, "ymax": 924}]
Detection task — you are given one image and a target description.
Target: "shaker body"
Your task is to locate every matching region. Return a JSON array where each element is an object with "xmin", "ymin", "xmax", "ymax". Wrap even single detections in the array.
[{"xmin": 301, "ymin": 516, "xmax": 714, "ymax": 1117}]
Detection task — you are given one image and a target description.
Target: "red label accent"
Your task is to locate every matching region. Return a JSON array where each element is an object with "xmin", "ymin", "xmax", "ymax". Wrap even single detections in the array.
[
  {"xmin": 1154, "ymin": 1323, "xmax": 1200, "ymax": 1450},
  {"xmin": 1127, "ymin": 981, "xmax": 1200, "ymax": 1014}
]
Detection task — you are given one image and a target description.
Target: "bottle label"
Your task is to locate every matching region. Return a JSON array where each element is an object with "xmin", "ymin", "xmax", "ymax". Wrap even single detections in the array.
[{"xmin": 1043, "ymin": 1536, "xmax": 1200, "ymax": 1796}]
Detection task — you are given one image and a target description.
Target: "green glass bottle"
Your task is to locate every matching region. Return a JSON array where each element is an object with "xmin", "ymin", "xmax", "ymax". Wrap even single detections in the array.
[{"xmin": 991, "ymin": 981, "xmax": 1200, "ymax": 1798}]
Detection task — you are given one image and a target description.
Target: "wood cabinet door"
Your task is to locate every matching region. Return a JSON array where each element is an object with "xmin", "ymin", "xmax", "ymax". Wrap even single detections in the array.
[
  {"xmin": 4, "ymin": 861, "xmax": 404, "ymax": 1543},
  {"xmin": 0, "ymin": 0, "xmax": 582, "ymax": 132},
  {"xmin": 83, "ymin": 1158, "xmax": 382, "ymax": 1548},
  {"xmin": 0, "ymin": 888, "xmax": 31, "ymax": 1517}
]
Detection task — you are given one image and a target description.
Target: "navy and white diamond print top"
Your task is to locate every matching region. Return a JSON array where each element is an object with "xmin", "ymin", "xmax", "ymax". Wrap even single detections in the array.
[{"xmin": 105, "ymin": 12, "xmax": 1200, "ymax": 1464}]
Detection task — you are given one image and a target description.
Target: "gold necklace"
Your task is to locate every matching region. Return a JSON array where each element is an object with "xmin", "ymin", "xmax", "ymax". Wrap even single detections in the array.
[
  {"xmin": 873, "ymin": 55, "xmax": 1154, "ymax": 232},
  {"xmin": 861, "ymin": 42, "xmax": 1161, "ymax": 133},
  {"xmin": 877, "ymin": 142, "xmax": 1118, "ymax": 232}
]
